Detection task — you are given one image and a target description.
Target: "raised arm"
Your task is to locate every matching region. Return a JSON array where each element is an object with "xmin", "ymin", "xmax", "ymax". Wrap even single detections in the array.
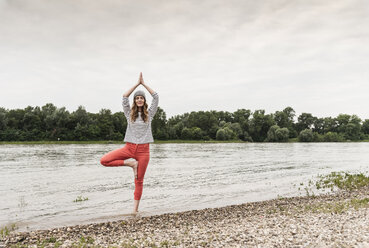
[
  {"xmin": 141, "ymin": 81, "xmax": 155, "ymax": 95},
  {"xmin": 122, "ymin": 73, "xmax": 142, "ymax": 119},
  {"xmin": 123, "ymin": 73, "xmax": 141, "ymax": 97},
  {"xmin": 141, "ymin": 74, "xmax": 159, "ymax": 118}
]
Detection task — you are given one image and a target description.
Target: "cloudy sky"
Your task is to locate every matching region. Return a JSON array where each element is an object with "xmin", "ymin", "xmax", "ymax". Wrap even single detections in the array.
[{"xmin": 0, "ymin": 0, "xmax": 368, "ymax": 119}]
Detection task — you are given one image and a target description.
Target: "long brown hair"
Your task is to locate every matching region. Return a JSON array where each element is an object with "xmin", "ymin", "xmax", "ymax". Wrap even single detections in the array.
[{"xmin": 130, "ymin": 99, "xmax": 149, "ymax": 122}]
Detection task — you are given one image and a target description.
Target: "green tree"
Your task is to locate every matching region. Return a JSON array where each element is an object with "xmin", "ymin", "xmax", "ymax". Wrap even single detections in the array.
[
  {"xmin": 168, "ymin": 114, "xmax": 185, "ymax": 139},
  {"xmin": 7, "ymin": 109, "xmax": 25, "ymax": 130},
  {"xmin": 298, "ymin": 129, "xmax": 314, "ymax": 142},
  {"xmin": 112, "ymin": 112, "xmax": 126, "ymax": 138},
  {"xmin": 48, "ymin": 107, "xmax": 71, "ymax": 140},
  {"xmin": 344, "ymin": 123, "xmax": 361, "ymax": 141},
  {"xmin": 362, "ymin": 119, "xmax": 369, "ymax": 135},
  {"xmin": 296, "ymin": 113, "xmax": 315, "ymax": 132},
  {"xmin": 0, "ymin": 107, "xmax": 8, "ymax": 131},
  {"xmin": 97, "ymin": 109, "xmax": 114, "ymax": 140},
  {"xmin": 168, "ymin": 122, "xmax": 184, "ymax": 139},
  {"xmin": 267, "ymin": 125, "xmax": 289, "ymax": 142},
  {"xmin": 191, "ymin": 127, "xmax": 204, "ymax": 140},
  {"xmin": 215, "ymin": 111, "xmax": 233, "ymax": 123},
  {"xmin": 152, "ymin": 107, "xmax": 168, "ymax": 140},
  {"xmin": 274, "ymin": 109, "xmax": 293, "ymax": 128},
  {"xmin": 216, "ymin": 129, "xmax": 226, "ymax": 140},
  {"xmin": 181, "ymin": 127, "xmax": 192, "ymax": 140},
  {"xmin": 71, "ymin": 106, "xmax": 90, "ymax": 126},
  {"xmin": 22, "ymin": 106, "xmax": 42, "ymax": 132},
  {"xmin": 74, "ymin": 123, "xmax": 90, "ymax": 141},
  {"xmin": 274, "ymin": 107, "xmax": 296, "ymax": 138},
  {"xmin": 322, "ymin": 117, "xmax": 337, "ymax": 133},
  {"xmin": 276, "ymin": 128, "xmax": 289, "ymax": 142},
  {"xmin": 216, "ymin": 127, "xmax": 235, "ymax": 140},
  {"xmin": 313, "ymin": 117, "xmax": 324, "ymax": 134},
  {"xmin": 323, "ymin": 132, "xmax": 344, "ymax": 142},
  {"xmin": 266, "ymin": 125, "xmax": 279, "ymax": 142},
  {"xmin": 336, "ymin": 114, "xmax": 362, "ymax": 140},
  {"xmin": 249, "ymin": 110, "xmax": 275, "ymax": 142}
]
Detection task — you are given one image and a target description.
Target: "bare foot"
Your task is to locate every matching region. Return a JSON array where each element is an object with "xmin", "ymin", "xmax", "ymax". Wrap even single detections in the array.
[
  {"xmin": 125, "ymin": 160, "xmax": 138, "ymax": 179},
  {"xmin": 132, "ymin": 161, "xmax": 138, "ymax": 179}
]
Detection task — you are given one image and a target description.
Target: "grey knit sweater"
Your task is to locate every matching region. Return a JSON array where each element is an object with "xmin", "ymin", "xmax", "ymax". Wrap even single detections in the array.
[{"xmin": 122, "ymin": 92, "xmax": 159, "ymax": 144}]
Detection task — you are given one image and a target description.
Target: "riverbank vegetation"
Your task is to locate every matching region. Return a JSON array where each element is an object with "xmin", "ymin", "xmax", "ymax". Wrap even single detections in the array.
[{"xmin": 1, "ymin": 104, "xmax": 368, "ymax": 142}]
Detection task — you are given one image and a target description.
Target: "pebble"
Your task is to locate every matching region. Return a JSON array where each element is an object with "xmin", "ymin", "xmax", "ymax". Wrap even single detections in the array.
[{"xmin": 2, "ymin": 187, "xmax": 369, "ymax": 247}]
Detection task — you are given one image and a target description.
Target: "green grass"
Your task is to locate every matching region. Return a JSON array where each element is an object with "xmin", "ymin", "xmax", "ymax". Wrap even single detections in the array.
[
  {"xmin": 315, "ymin": 172, "xmax": 369, "ymax": 192},
  {"xmin": 267, "ymin": 197, "xmax": 369, "ymax": 215},
  {"xmin": 73, "ymin": 196, "xmax": 89, "ymax": 202},
  {"xmin": 0, "ymin": 223, "xmax": 17, "ymax": 238},
  {"xmin": 0, "ymin": 226, "xmax": 10, "ymax": 238},
  {"xmin": 303, "ymin": 197, "xmax": 369, "ymax": 214},
  {"xmin": 297, "ymin": 171, "xmax": 369, "ymax": 197}
]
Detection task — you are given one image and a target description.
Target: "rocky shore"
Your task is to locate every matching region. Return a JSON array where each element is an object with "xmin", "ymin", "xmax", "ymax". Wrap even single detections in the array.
[{"xmin": 2, "ymin": 187, "xmax": 369, "ymax": 247}]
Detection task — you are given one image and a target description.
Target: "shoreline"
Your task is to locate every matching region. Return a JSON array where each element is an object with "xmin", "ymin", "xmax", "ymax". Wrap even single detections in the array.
[{"xmin": 3, "ymin": 187, "xmax": 369, "ymax": 247}]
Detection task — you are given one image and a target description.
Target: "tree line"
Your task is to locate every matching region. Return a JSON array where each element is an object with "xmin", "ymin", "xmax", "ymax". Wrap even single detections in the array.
[{"xmin": 0, "ymin": 104, "xmax": 368, "ymax": 142}]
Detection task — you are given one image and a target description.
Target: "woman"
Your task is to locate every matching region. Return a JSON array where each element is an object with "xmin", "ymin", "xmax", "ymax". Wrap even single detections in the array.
[{"xmin": 100, "ymin": 72, "xmax": 159, "ymax": 214}]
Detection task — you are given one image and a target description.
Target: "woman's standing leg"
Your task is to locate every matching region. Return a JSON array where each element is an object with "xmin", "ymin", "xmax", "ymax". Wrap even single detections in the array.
[{"xmin": 133, "ymin": 144, "xmax": 150, "ymax": 212}]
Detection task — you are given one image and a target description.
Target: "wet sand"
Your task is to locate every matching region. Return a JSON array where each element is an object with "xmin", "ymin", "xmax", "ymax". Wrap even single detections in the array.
[{"xmin": 2, "ymin": 187, "xmax": 369, "ymax": 247}]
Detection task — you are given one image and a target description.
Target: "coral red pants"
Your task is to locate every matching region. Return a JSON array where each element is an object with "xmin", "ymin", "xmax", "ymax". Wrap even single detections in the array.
[{"xmin": 100, "ymin": 143, "xmax": 150, "ymax": 200}]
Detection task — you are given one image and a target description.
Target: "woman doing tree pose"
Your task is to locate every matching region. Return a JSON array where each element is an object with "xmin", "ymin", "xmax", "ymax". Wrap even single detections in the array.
[{"xmin": 100, "ymin": 72, "xmax": 159, "ymax": 214}]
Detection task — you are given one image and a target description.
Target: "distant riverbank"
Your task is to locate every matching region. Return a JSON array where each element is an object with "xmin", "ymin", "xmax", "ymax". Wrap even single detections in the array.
[
  {"xmin": 1, "ymin": 139, "xmax": 369, "ymax": 145},
  {"xmin": 0, "ymin": 140, "xmax": 245, "ymax": 145}
]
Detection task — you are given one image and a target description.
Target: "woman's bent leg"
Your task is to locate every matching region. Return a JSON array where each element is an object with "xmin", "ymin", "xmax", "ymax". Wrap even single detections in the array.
[{"xmin": 100, "ymin": 145, "xmax": 132, "ymax": 167}]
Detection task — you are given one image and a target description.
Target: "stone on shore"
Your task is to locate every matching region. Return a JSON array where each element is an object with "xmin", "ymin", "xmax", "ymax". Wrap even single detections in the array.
[{"xmin": 2, "ymin": 187, "xmax": 369, "ymax": 247}]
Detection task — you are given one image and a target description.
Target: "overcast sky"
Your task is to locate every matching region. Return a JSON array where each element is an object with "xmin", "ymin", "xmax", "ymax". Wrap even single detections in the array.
[{"xmin": 1, "ymin": 0, "xmax": 368, "ymax": 119}]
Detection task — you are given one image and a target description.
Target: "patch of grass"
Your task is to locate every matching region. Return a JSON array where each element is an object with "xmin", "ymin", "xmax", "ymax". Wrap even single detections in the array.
[
  {"xmin": 350, "ymin": 198, "xmax": 369, "ymax": 209},
  {"xmin": 302, "ymin": 197, "xmax": 369, "ymax": 214},
  {"xmin": 35, "ymin": 237, "xmax": 62, "ymax": 248},
  {"xmin": 297, "ymin": 171, "xmax": 369, "ymax": 196},
  {"xmin": 315, "ymin": 172, "xmax": 369, "ymax": 192},
  {"xmin": 304, "ymin": 201, "xmax": 347, "ymax": 214},
  {"xmin": 172, "ymin": 240, "xmax": 180, "ymax": 246},
  {"xmin": 121, "ymin": 241, "xmax": 138, "ymax": 248},
  {"xmin": 36, "ymin": 240, "xmax": 48, "ymax": 248},
  {"xmin": 45, "ymin": 236, "xmax": 57, "ymax": 243},
  {"xmin": 277, "ymin": 195, "xmax": 286, "ymax": 200},
  {"xmin": 266, "ymin": 208, "xmax": 277, "ymax": 214},
  {"xmin": 0, "ymin": 226, "xmax": 9, "ymax": 238},
  {"xmin": 200, "ymin": 241, "xmax": 208, "ymax": 246},
  {"xmin": 9, "ymin": 244, "xmax": 28, "ymax": 248},
  {"xmin": 1, "ymin": 223, "xmax": 18, "ymax": 238},
  {"xmin": 54, "ymin": 241, "xmax": 63, "ymax": 248},
  {"xmin": 73, "ymin": 196, "xmax": 89, "ymax": 202},
  {"xmin": 79, "ymin": 236, "xmax": 94, "ymax": 244},
  {"xmin": 268, "ymin": 197, "xmax": 369, "ymax": 215},
  {"xmin": 71, "ymin": 236, "xmax": 95, "ymax": 248},
  {"xmin": 159, "ymin": 240, "xmax": 170, "ymax": 248}
]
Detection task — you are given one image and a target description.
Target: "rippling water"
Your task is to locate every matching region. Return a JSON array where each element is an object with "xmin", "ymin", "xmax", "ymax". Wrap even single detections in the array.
[{"xmin": 0, "ymin": 143, "xmax": 368, "ymax": 231}]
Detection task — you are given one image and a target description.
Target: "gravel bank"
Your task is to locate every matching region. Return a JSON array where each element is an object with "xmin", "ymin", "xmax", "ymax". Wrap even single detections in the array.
[{"xmin": 2, "ymin": 187, "xmax": 369, "ymax": 247}]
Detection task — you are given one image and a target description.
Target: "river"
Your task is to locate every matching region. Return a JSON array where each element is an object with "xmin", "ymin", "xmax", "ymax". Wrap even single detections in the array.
[{"xmin": 0, "ymin": 143, "xmax": 368, "ymax": 231}]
